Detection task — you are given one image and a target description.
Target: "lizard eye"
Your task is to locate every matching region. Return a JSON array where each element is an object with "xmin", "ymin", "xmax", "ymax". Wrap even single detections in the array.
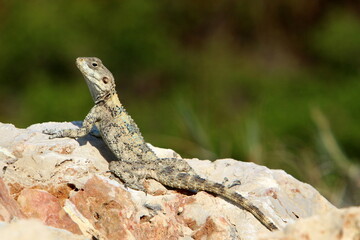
[
  {"xmin": 102, "ymin": 77, "xmax": 109, "ymax": 84},
  {"xmin": 92, "ymin": 62, "xmax": 98, "ymax": 67}
]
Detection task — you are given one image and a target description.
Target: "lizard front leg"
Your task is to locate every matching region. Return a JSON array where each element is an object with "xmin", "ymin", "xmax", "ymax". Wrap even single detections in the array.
[{"xmin": 43, "ymin": 105, "xmax": 101, "ymax": 139}]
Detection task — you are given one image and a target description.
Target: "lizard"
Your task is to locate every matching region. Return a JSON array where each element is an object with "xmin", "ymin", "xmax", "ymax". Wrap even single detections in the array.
[{"xmin": 43, "ymin": 57, "xmax": 278, "ymax": 231}]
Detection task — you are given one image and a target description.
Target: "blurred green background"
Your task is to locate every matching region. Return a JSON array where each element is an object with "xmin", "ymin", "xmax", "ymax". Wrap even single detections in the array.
[{"xmin": 0, "ymin": 1, "xmax": 359, "ymax": 207}]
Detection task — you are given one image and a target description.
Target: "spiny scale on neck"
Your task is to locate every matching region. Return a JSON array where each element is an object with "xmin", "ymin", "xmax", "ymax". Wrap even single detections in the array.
[{"xmin": 95, "ymin": 87, "xmax": 117, "ymax": 104}]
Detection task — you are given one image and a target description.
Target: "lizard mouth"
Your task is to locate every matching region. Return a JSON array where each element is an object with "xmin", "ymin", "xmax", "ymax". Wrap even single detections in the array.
[
  {"xmin": 76, "ymin": 58, "xmax": 91, "ymax": 77},
  {"xmin": 76, "ymin": 57, "xmax": 85, "ymax": 69}
]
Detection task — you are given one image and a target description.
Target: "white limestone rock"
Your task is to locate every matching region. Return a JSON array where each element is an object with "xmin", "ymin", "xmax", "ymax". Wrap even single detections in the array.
[
  {"xmin": 0, "ymin": 219, "xmax": 88, "ymax": 240},
  {"xmin": 0, "ymin": 122, "xmax": 338, "ymax": 240},
  {"xmin": 259, "ymin": 207, "xmax": 360, "ymax": 240}
]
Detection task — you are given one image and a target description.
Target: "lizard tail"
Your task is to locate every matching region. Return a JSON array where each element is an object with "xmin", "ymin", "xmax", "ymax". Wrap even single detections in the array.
[{"xmin": 162, "ymin": 172, "xmax": 278, "ymax": 231}]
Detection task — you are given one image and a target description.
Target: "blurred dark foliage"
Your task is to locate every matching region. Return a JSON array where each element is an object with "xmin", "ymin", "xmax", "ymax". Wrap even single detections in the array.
[{"xmin": 0, "ymin": 0, "xmax": 359, "ymax": 206}]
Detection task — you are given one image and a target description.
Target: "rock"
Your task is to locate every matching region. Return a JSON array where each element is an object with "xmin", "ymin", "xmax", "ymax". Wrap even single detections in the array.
[
  {"xmin": 1, "ymin": 122, "xmax": 110, "ymax": 187},
  {"xmin": 259, "ymin": 207, "xmax": 360, "ymax": 240},
  {"xmin": 17, "ymin": 188, "xmax": 82, "ymax": 234},
  {"xmin": 0, "ymin": 122, "xmax": 343, "ymax": 240},
  {"xmin": 0, "ymin": 219, "xmax": 88, "ymax": 240},
  {"xmin": 0, "ymin": 178, "xmax": 25, "ymax": 221},
  {"xmin": 67, "ymin": 175, "xmax": 189, "ymax": 240}
]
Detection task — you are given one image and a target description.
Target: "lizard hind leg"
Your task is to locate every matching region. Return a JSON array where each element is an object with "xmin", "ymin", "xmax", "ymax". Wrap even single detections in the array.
[
  {"xmin": 158, "ymin": 158, "xmax": 197, "ymax": 175},
  {"xmin": 109, "ymin": 161, "xmax": 146, "ymax": 192}
]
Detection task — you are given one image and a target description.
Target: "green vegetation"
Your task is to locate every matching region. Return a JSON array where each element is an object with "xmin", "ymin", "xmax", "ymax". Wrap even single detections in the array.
[{"xmin": 0, "ymin": 1, "xmax": 359, "ymax": 206}]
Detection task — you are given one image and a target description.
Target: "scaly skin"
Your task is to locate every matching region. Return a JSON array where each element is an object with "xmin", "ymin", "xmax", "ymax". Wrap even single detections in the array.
[
  {"xmin": 43, "ymin": 57, "xmax": 278, "ymax": 231},
  {"xmin": 109, "ymin": 159, "xmax": 278, "ymax": 231},
  {"xmin": 44, "ymin": 57, "xmax": 158, "ymax": 163}
]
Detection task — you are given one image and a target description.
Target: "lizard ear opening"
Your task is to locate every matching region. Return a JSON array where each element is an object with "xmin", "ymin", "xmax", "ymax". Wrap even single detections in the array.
[
  {"xmin": 92, "ymin": 62, "xmax": 98, "ymax": 67},
  {"xmin": 102, "ymin": 77, "xmax": 109, "ymax": 84}
]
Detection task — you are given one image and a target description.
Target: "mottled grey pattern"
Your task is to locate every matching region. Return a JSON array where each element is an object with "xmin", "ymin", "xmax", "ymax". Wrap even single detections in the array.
[
  {"xmin": 43, "ymin": 57, "xmax": 278, "ymax": 231},
  {"xmin": 109, "ymin": 160, "xmax": 278, "ymax": 231}
]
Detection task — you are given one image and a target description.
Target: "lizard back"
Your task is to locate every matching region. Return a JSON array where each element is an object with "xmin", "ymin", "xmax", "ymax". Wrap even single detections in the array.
[{"xmin": 97, "ymin": 94, "xmax": 158, "ymax": 162}]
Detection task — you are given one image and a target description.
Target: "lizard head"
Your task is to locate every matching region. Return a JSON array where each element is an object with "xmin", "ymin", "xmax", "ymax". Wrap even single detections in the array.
[{"xmin": 76, "ymin": 57, "xmax": 116, "ymax": 103}]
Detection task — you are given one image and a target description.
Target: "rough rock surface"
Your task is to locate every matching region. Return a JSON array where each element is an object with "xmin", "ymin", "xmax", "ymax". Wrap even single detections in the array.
[
  {"xmin": 0, "ymin": 121, "xmax": 346, "ymax": 240},
  {"xmin": 259, "ymin": 207, "xmax": 360, "ymax": 240},
  {"xmin": 0, "ymin": 219, "xmax": 88, "ymax": 240}
]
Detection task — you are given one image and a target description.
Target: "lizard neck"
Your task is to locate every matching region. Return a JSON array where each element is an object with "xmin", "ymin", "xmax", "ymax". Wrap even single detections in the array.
[
  {"xmin": 94, "ymin": 88, "xmax": 118, "ymax": 105},
  {"xmin": 108, "ymin": 93, "xmax": 122, "ymax": 107},
  {"xmin": 96, "ymin": 92, "xmax": 122, "ymax": 107}
]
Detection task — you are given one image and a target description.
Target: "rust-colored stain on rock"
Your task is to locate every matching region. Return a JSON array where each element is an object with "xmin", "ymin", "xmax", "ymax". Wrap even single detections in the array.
[
  {"xmin": 8, "ymin": 182, "xmax": 24, "ymax": 199},
  {"xmin": 291, "ymin": 188, "xmax": 301, "ymax": 193},
  {"xmin": 17, "ymin": 188, "xmax": 82, "ymax": 234},
  {"xmin": 49, "ymin": 145, "xmax": 75, "ymax": 155},
  {"xmin": 192, "ymin": 217, "xmax": 217, "ymax": 240},
  {"xmin": 265, "ymin": 188, "xmax": 278, "ymax": 199},
  {"xmin": 0, "ymin": 178, "xmax": 26, "ymax": 221}
]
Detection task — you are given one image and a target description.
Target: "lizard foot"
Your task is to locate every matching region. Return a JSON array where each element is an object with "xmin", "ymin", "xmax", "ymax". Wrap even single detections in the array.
[
  {"xmin": 227, "ymin": 179, "xmax": 242, "ymax": 188},
  {"xmin": 222, "ymin": 177, "xmax": 241, "ymax": 188},
  {"xmin": 42, "ymin": 129, "xmax": 64, "ymax": 139}
]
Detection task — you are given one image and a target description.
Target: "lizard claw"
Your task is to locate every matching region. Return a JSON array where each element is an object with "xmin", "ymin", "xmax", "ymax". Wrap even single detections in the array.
[
  {"xmin": 42, "ymin": 129, "xmax": 63, "ymax": 139},
  {"xmin": 222, "ymin": 177, "xmax": 242, "ymax": 188},
  {"xmin": 227, "ymin": 179, "xmax": 242, "ymax": 188},
  {"xmin": 123, "ymin": 181, "xmax": 147, "ymax": 192}
]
